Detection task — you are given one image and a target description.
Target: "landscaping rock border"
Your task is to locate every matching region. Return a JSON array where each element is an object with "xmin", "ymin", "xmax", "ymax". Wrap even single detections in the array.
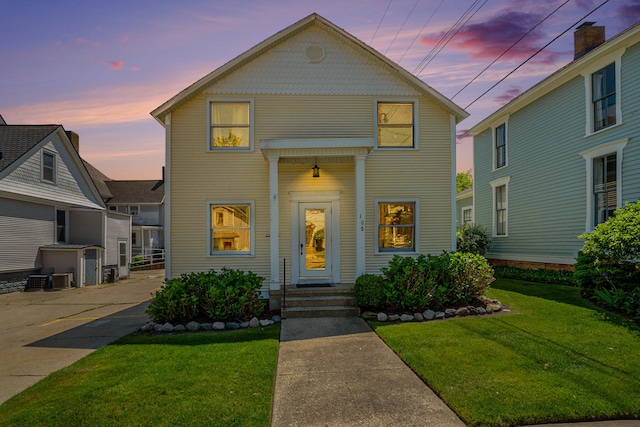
[
  {"xmin": 362, "ymin": 299, "xmax": 509, "ymax": 323},
  {"xmin": 141, "ymin": 315, "xmax": 282, "ymax": 333}
]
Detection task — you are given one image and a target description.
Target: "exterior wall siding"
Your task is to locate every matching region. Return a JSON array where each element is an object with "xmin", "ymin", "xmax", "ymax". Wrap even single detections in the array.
[
  {"xmin": 0, "ymin": 198, "xmax": 53, "ymax": 272},
  {"xmin": 474, "ymin": 38, "xmax": 640, "ymax": 265}
]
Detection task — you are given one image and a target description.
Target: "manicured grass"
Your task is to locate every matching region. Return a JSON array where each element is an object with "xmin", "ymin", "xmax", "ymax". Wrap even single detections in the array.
[
  {"xmin": 373, "ymin": 279, "xmax": 640, "ymax": 427},
  {"xmin": 0, "ymin": 326, "xmax": 280, "ymax": 427}
]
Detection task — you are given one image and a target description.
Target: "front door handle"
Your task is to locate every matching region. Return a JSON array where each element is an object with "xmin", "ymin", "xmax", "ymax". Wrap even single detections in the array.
[{"xmin": 300, "ymin": 243, "xmax": 304, "ymax": 256}]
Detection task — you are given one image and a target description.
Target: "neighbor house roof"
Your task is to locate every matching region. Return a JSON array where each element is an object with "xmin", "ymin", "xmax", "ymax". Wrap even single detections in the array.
[
  {"xmin": 465, "ymin": 21, "xmax": 640, "ymax": 137},
  {"xmin": 151, "ymin": 13, "xmax": 468, "ymax": 124},
  {"xmin": 83, "ymin": 160, "xmax": 114, "ymax": 200},
  {"xmin": 105, "ymin": 180, "xmax": 165, "ymax": 204},
  {"xmin": 0, "ymin": 125, "xmax": 60, "ymax": 173}
]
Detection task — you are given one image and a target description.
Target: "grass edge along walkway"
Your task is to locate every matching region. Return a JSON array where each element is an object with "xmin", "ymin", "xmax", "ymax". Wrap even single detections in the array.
[
  {"xmin": 373, "ymin": 279, "xmax": 640, "ymax": 427},
  {"xmin": 0, "ymin": 326, "xmax": 280, "ymax": 427}
]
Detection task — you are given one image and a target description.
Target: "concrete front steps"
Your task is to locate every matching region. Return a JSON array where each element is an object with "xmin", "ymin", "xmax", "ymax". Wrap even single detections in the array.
[{"xmin": 278, "ymin": 286, "xmax": 360, "ymax": 318}]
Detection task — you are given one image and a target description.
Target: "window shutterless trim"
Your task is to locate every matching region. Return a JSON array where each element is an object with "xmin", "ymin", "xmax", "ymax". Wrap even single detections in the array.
[
  {"xmin": 206, "ymin": 98, "xmax": 254, "ymax": 152},
  {"xmin": 490, "ymin": 176, "xmax": 510, "ymax": 237},
  {"xmin": 582, "ymin": 51, "xmax": 624, "ymax": 137},
  {"xmin": 374, "ymin": 99, "xmax": 419, "ymax": 149},
  {"xmin": 492, "ymin": 122, "xmax": 507, "ymax": 171},
  {"xmin": 374, "ymin": 198, "xmax": 419, "ymax": 254},
  {"xmin": 41, "ymin": 149, "xmax": 57, "ymax": 184},
  {"xmin": 207, "ymin": 200, "xmax": 255, "ymax": 256}
]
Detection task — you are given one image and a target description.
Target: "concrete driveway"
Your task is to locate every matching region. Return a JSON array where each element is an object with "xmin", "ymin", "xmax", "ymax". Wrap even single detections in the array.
[{"xmin": 0, "ymin": 270, "xmax": 164, "ymax": 404}]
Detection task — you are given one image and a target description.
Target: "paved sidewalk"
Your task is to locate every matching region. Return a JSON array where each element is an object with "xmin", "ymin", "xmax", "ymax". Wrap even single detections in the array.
[
  {"xmin": 0, "ymin": 270, "xmax": 163, "ymax": 404},
  {"xmin": 271, "ymin": 317, "xmax": 465, "ymax": 426}
]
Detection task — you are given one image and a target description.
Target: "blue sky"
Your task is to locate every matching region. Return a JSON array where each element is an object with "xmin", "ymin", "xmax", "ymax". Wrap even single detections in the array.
[{"xmin": 1, "ymin": 0, "xmax": 638, "ymax": 179}]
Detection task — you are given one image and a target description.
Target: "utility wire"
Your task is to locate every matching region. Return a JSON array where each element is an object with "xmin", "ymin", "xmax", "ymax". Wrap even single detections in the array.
[
  {"xmin": 398, "ymin": 0, "xmax": 445, "ymax": 63},
  {"xmin": 413, "ymin": 0, "xmax": 487, "ymax": 76},
  {"xmin": 452, "ymin": 0, "xmax": 570, "ymax": 100},
  {"xmin": 384, "ymin": 0, "xmax": 420, "ymax": 55},
  {"xmin": 370, "ymin": 0, "xmax": 394, "ymax": 45},
  {"xmin": 464, "ymin": 0, "xmax": 611, "ymax": 109}
]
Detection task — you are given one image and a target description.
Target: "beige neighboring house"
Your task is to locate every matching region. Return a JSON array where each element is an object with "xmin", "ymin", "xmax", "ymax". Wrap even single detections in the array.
[{"xmin": 151, "ymin": 14, "xmax": 467, "ymax": 308}]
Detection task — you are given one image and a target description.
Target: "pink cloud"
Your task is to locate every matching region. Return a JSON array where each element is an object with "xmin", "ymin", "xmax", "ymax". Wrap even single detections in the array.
[
  {"xmin": 493, "ymin": 86, "xmax": 523, "ymax": 104},
  {"xmin": 109, "ymin": 60, "xmax": 124, "ymax": 70},
  {"xmin": 420, "ymin": 11, "xmax": 555, "ymax": 62},
  {"xmin": 76, "ymin": 37, "xmax": 103, "ymax": 47}
]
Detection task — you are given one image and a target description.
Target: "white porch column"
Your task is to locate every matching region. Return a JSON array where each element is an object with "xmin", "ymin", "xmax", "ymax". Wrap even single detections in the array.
[
  {"xmin": 355, "ymin": 154, "xmax": 366, "ymax": 277},
  {"xmin": 268, "ymin": 155, "xmax": 280, "ymax": 291}
]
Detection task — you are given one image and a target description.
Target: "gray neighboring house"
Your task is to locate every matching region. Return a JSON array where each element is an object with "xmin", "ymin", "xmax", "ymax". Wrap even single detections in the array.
[
  {"xmin": 85, "ymin": 162, "xmax": 165, "ymax": 258},
  {"xmin": 0, "ymin": 117, "xmax": 131, "ymax": 293},
  {"xmin": 468, "ymin": 22, "xmax": 640, "ymax": 270},
  {"xmin": 455, "ymin": 187, "xmax": 473, "ymax": 228}
]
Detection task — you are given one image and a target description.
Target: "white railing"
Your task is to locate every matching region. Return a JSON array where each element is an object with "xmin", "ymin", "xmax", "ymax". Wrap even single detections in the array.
[{"xmin": 131, "ymin": 249, "xmax": 165, "ymax": 269}]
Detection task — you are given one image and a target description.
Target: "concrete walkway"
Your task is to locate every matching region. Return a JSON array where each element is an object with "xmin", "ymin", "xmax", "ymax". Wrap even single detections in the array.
[
  {"xmin": 0, "ymin": 270, "xmax": 163, "ymax": 404},
  {"xmin": 271, "ymin": 317, "xmax": 465, "ymax": 426},
  {"xmin": 271, "ymin": 317, "xmax": 639, "ymax": 427}
]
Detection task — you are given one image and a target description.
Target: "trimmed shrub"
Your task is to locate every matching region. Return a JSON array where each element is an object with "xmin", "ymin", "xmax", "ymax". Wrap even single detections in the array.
[
  {"xmin": 146, "ymin": 268, "xmax": 265, "ymax": 324},
  {"xmin": 494, "ymin": 266, "xmax": 577, "ymax": 286},
  {"xmin": 456, "ymin": 224, "xmax": 491, "ymax": 256},
  {"xmin": 354, "ymin": 274, "xmax": 385, "ymax": 309},
  {"xmin": 575, "ymin": 200, "xmax": 640, "ymax": 317},
  {"xmin": 378, "ymin": 253, "xmax": 495, "ymax": 312}
]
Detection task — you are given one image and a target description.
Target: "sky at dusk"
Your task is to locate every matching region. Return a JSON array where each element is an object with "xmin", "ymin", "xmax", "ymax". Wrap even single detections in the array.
[{"xmin": 2, "ymin": 0, "xmax": 639, "ymax": 180}]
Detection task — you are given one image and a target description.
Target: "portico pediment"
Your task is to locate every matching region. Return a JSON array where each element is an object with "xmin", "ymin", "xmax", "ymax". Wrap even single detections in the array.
[{"xmin": 260, "ymin": 138, "xmax": 374, "ymax": 160}]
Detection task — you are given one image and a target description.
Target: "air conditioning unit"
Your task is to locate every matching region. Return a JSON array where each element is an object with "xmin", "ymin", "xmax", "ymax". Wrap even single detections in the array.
[
  {"xmin": 26, "ymin": 275, "xmax": 48, "ymax": 291},
  {"xmin": 52, "ymin": 273, "xmax": 73, "ymax": 289}
]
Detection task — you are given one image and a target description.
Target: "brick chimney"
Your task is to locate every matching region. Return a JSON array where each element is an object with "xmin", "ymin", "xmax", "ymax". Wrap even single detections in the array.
[
  {"xmin": 574, "ymin": 22, "xmax": 605, "ymax": 60},
  {"xmin": 65, "ymin": 131, "xmax": 80, "ymax": 152}
]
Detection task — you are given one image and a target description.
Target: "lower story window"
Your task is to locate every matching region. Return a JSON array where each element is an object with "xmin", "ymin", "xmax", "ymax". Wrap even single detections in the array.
[
  {"xmin": 495, "ymin": 185, "xmax": 507, "ymax": 236},
  {"xmin": 209, "ymin": 203, "xmax": 252, "ymax": 255},
  {"xmin": 463, "ymin": 208, "xmax": 472, "ymax": 224},
  {"xmin": 593, "ymin": 153, "xmax": 617, "ymax": 226},
  {"xmin": 377, "ymin": 201, "xmax": 415, "ymax": 252}
]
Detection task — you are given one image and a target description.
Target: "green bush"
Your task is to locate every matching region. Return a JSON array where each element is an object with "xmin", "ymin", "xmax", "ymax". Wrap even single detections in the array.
[
  {"xmin": 494, "ymin": 266, "xmax": 577, "ymax": 286},
  {"xmin": 354, "ymin": 274, "xmax": 385, "ymax": 309},
  {"xmin": 456, "ymin": 223, "xmax": 491, "ymax": 256},
  {"xmin": 146, "ymin": 268, "xmax": 265, "ymax": 324},
  {"xmin": 575, "ymin": 200, "xmax": 640, "ymax": 317},
  {"xmin": 378, "ymin": 253, "xmax": 495, "ymax": 312}
]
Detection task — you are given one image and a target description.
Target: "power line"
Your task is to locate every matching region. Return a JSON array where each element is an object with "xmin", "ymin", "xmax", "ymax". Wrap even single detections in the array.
[
  {"xmin": 452, "ymin": 0, "xmax": 570, "ymax": 100},
  {"xmin": 464, "ymin": 0, "xmax": 611, "ymax": 109},
  {"xmin": 370, "ymin": 0, "xmax": 394, "ymax": 45},
  {"xmin": 413, "ymin": 0, "xmax": 487, "ymax": 76},
  {"xmin": 398, "ymin": 0, "xmax": 445, "ymax": 63},
  {"xmin": 384, "ymin": 0, "xmax": 420, "ymax": 55}
]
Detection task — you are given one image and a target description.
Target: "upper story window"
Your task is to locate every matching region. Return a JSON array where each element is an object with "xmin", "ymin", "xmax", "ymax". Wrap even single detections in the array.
[
  {"xmin": 42, "ymin": 150, "xmax": 56, "ymax": 183},
  {"xmin": 592, "ymin": 63, "xmax": 616, "ymax": 132},
  {"xmin": 209, "ymin": 202, "xmax": 253, "ymax": 255},
  {"xmin": 128, "ymin": 205, "xmax": 140, "ymax": 216},
  {"xmin": 377, "ymin": 102, "xmax": 415, "ymax": 148},
  {"xmin": 494, "ymin": 124, "xmax": 506, "ymax": 169},
  {"xmin": 209, "ymin": 100, "xmax": 252, "ymax": 151},
  {"xmin": 377, "ymin": 201, "xmax": 416, "ymax": 253}
]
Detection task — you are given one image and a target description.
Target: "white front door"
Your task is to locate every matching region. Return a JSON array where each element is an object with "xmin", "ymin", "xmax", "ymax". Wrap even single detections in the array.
[{"xmin": 299, "ymin": 203, "xmax": 332, "ymax": 281}]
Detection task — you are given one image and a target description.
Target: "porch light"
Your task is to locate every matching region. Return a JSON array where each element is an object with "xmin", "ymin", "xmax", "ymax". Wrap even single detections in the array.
[{"xmin": 312, "ymin": 163, "xmax": 320, "ymax": 178}]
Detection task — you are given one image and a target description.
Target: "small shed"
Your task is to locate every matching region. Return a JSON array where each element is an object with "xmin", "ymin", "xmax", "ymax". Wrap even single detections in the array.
[{"xmin": 39, "ymin": 244, "xmax": 104, "ymax": 287}]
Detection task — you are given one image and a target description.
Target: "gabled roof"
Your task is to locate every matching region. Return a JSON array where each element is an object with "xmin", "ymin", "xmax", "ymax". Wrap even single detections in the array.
[
  {"xmin": 105, "ymin": 180, "xmax": 165, "ymax": 204},
  {"xmin": 466, "ymin": 22, "xmax": 640, "ymax": 137},
  {"xmin": 0, "ymin": 125, "xmax": 60, "ymax": 173},
  {"xmin": 83, "ymin": 160, "xmax": 114, "ymax": 200},
  {"xmin": 151, "ymin": 13, "xmax": 468, "ymax": 124}
]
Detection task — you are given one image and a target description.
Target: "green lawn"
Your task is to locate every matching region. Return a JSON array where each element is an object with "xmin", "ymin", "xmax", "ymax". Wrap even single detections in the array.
[
  {"xmin": 373, "ymin": 279, "xmax": 640, "ymax": 427},
  {"xmin": 0, "ymin": 326, "xmax": 280, "ymax": 427}
]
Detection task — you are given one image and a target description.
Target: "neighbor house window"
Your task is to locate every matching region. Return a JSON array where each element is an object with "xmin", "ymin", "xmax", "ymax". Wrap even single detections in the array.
[
  {"xmin": 377, "ymin": 201, "xmax": 416, "ymax": 252},
  {"xmin": 463, "ymin": 208, "xmax": 472, "ymax": 224},
  {"xmin": 495, "ymin": 124, "xmax": 506, "ymax": 169},
  {"xmin": 377, "ymin": 102, "xmax": 415, "ymax": 147},
  {"xmin": 490, "ymin": 177, "xmax": 510, "ymax": 237},
  {"xmin": 56, "ymin": 209, "xmax": 66, "ymax": 243},
  {"xmin": 593, "ymin": 153, "xmax": 617, "ymax": 226},
  {"xmin": 592, "ymin": 63, "xmax": 616, "ymax": 132},
  {"xmin": 42, "ymin": 150, "xmax": 56, "ymax": 183},
  {"xmin": 209, "ymin": 100, "xmax": 252, "ymax": 150},
  {"xmin": 128, "ymin": 205, "xmax": 139, "ymax": 216},
  {"xmin": 209, "ymin": 202, "xmax": 253, "ymax": 255}
]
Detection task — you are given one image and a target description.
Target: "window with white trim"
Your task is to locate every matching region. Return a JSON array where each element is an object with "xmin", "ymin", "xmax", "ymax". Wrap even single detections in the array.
[
  {"xmin": 593, "ymin": 153, "xmax": 617, "ymax": 226},
  {"xmin": 42, "ymin": 150, "xmax": 56, "ymax": 183},
  {"xmin": 495, "ymin": 123, "xmax": 506, "ymax": 169},
  {"xmin": 209, "ymin": 202, "xmax": 253, "ymax": 255},
  {"xmin": 463, "ymin": 208, "xmax": 473, "ymax": 224},
  {"xmin": 208, "ymin": 100, "xmax": 252, "ymax": 150},
  {"xmin": 376, "ymin": 101, "xmax": 416, "ymax": 148},
  {"xmin": 592, "ymin": 63, "xmax": 616, "ymax": 132},
  {"xmin": 377, "ymin": 201, "xmax": 416, "ymax": 252},
  {"xmin": 490, "ymin": 177, "xmax": 510, "ymax": 237}
]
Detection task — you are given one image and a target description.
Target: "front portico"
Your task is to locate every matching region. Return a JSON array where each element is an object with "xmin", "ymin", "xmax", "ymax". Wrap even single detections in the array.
[{"xmin": 261, "ymin": 138, "xmax": 374, "ymax": 293}]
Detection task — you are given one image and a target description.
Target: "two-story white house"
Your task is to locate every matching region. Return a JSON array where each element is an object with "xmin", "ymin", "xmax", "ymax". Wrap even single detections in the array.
[
  {"xmin": 151, "ymin": 14, "xmax": 468, "ymax": 309},
  {"xmin": 469, "ymin": 22, "xmax": 640, "ymax": 270}
]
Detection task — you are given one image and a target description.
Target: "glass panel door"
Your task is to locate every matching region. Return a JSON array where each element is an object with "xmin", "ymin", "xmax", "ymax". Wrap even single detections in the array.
[{"xmin": 299, "ymin": 203, "xmax": 331, "ymax": 279}]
